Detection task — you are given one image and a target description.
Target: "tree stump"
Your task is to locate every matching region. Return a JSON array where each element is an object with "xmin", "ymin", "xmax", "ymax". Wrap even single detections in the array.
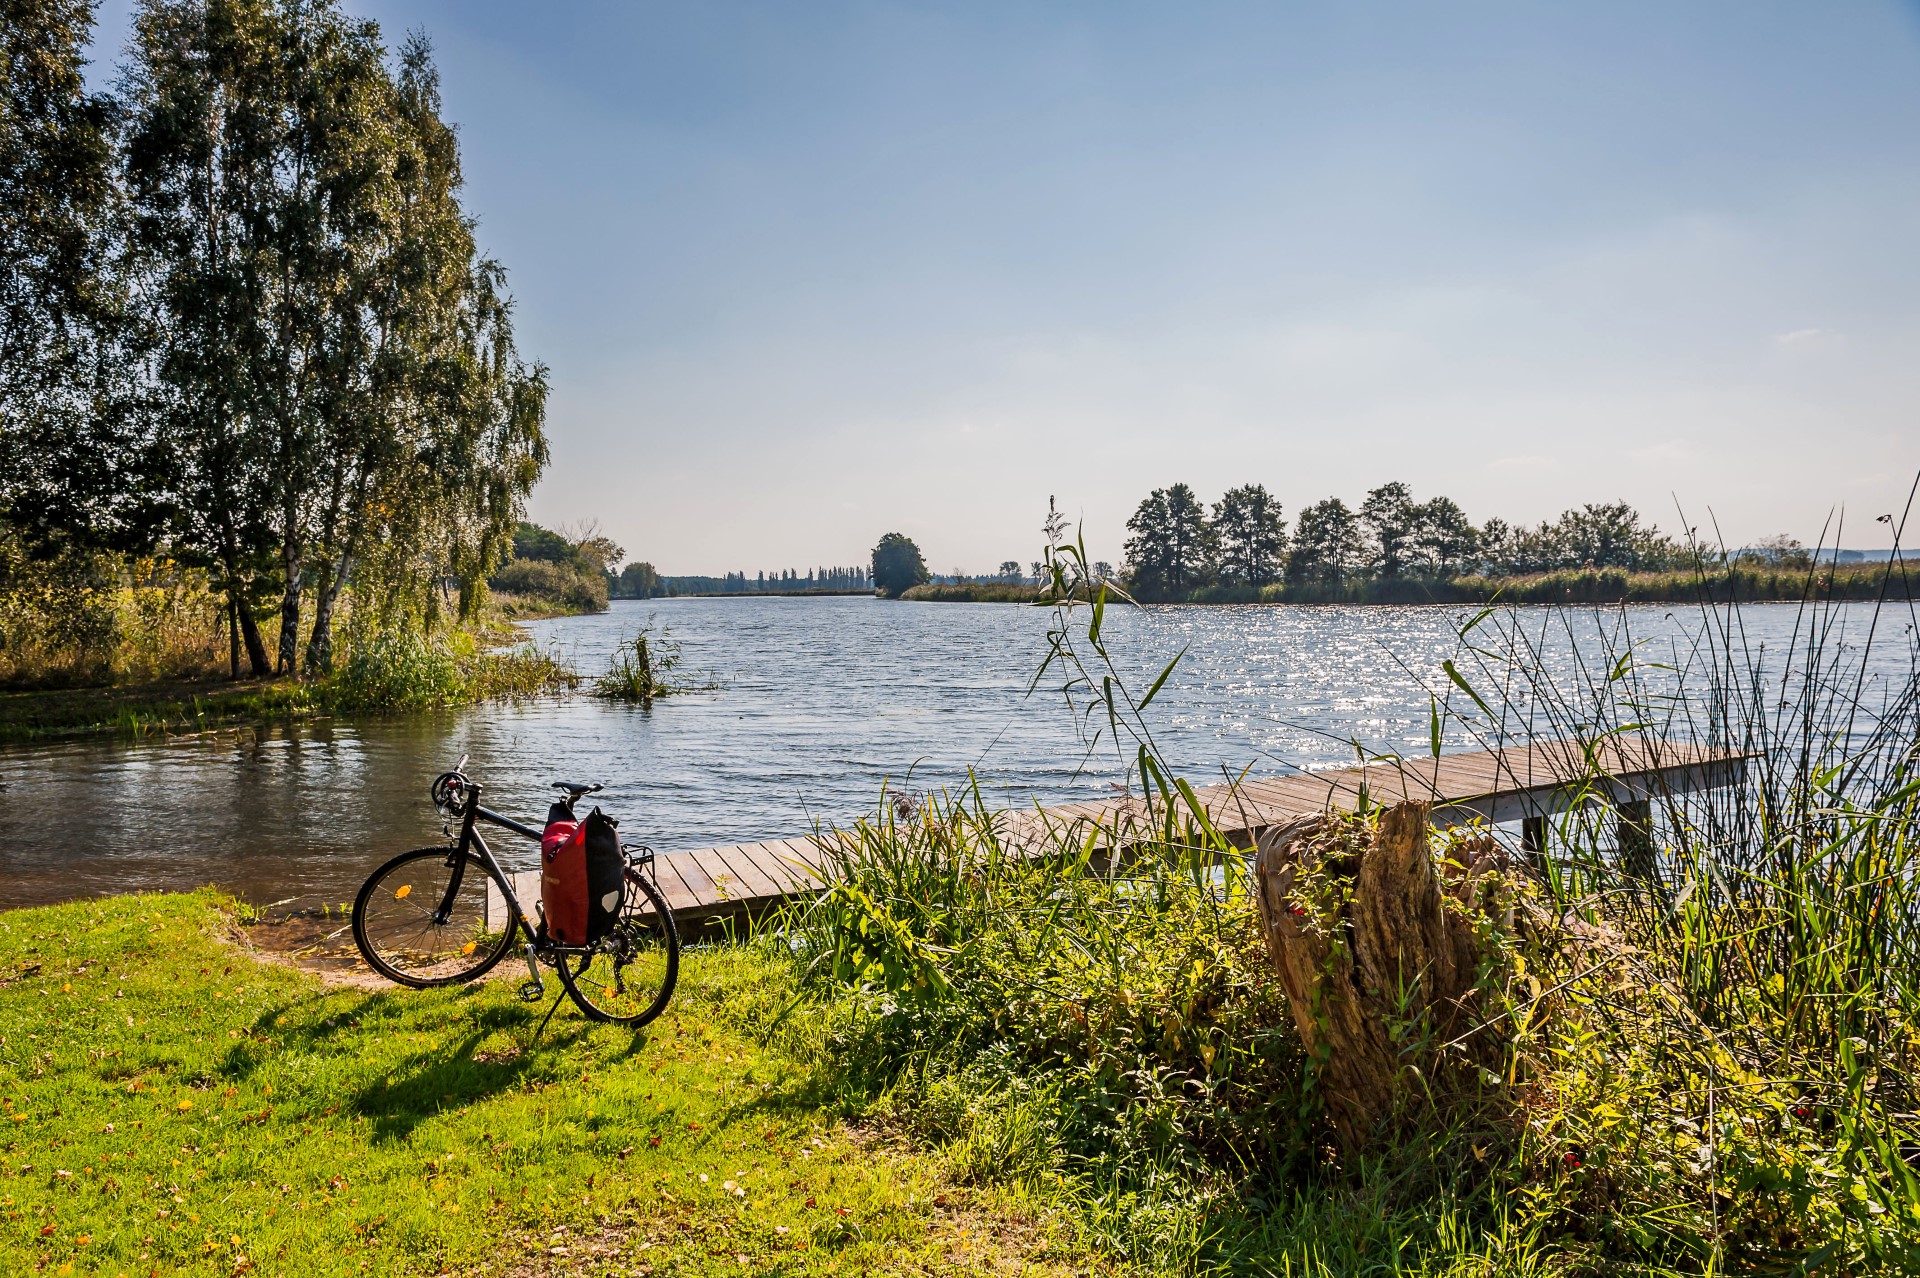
[{"xmin": 1252, "ymin": 801, "xmax": 1513, "ymax": 1148}]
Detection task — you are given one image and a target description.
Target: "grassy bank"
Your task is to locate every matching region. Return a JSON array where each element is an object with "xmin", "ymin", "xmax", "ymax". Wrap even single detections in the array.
[
  {"xmin": 0, "ymin": 892, "xmax": 1070, "ymax": 1277},
  {"xmin": 898, "ymin": 584, "xmax": 1044, "ymax": 603},
  {"xmin": 0, "ymin": 632, "xmax": 575, "ymax": 742}
]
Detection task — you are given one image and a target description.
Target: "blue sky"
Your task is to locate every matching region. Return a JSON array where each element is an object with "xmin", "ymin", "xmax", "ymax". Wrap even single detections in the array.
[{"xmin": 88, "ymin": 2, "xmax": 1920, "ymax": 573}]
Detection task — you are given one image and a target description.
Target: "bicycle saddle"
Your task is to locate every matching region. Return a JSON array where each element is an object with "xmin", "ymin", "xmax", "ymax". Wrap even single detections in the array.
[{"xmin": 551, "ymin": 780, "xmax": 603, "ymax": 798}]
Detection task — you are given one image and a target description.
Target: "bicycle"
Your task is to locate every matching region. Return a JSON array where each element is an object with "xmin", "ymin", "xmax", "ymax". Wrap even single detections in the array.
[{"xmin": 350, "ymin": 755, "xmax": 679, "ymax": 1026}]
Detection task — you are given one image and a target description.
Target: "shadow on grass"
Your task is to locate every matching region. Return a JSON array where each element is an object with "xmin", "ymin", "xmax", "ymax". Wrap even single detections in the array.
[{"xmin": 225, "ymin": 984, "xmax": 667, "ymax": 1141}]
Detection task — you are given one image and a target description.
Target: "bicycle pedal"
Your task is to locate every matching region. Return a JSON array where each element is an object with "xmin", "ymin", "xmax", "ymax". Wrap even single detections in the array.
[{"xmin": 518, "ymin": 980, "xmax": 546, "ymax": 1002}]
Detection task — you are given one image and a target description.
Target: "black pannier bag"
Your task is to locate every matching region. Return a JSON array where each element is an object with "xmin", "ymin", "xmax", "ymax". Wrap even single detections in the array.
[{"xmin": 582, "ymin": 807, "xmax": 626, "ymax": 943}]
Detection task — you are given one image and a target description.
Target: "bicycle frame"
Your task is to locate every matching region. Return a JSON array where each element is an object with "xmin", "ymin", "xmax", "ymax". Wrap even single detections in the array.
[{"xmin": 433, "ymin": 780, "xmax": 568, "ymax": 995}]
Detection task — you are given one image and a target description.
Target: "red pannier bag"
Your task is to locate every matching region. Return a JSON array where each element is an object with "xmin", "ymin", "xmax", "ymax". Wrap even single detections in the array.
[{"xmin": 540, "ymin": 804, "xmax": 626, "ymax": 946}]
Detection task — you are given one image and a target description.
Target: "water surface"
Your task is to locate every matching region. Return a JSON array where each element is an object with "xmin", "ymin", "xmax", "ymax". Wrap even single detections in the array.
[{"xmin": 1, "ymin": 596, "xmax": 1908, "ymax": 908}]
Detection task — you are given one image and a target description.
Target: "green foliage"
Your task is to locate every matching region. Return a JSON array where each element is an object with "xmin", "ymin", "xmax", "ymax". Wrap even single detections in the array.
[
  {"xmin": 46, "ymin": 0, "xmax": 558, "ymax": 678},
  {"xmin": 488, "ymin": 522, "xmax": 615, "ymax": 614},
  {"xmin": 900, "ymin": 581, "xmax": 1044, "ymax": 603},
  {"xmin": 1115, "ymin": 482, "xmax": 1694, "ymax": 598},
  {"xmin": 1285, "ymin": 496, "xmax": 1365, "ymax": 585},
  {"xmin": 488, "ymin": 556, "xmax": 607, "ymax": 614},
  {"xmin": 870, "ymin": 532, "xmax": 929, "ymax": 598},
  {"xmin": 1210, "ymin": 484, "xmax": 1287, "ymax": 586},
  {"xmin": 0, "ymin": 0, "xmax": 165, "ymax": 556},
  {"xmin": 317, "ymin": 629, "xmax": 466, "ymax": 711},
  {"xmin": 612, "ymin": 560, "xmax": 663, "ymax": 598},
  {"xmin": 1122, "ymin": 483, "xmax": 1215, "ymax": 597},
  {"xmin": 788, "ymin": 537, "xmax": 1920, "ymax": 1272},
  {"xmin": 509, "ymin": 520, "xmax": 576, "ymax": 565},
  {"xmin": 0, "ymin": 537, "xmax": 224, "ymax": 686}
]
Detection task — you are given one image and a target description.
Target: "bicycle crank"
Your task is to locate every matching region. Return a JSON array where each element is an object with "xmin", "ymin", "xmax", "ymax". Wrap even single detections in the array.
[{"xmin": 519, "ymin": 943, "xmax": 546, "ymax": 1001}]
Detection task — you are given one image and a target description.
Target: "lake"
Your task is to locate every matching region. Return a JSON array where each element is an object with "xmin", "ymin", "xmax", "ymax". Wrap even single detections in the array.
[{"xmin": 1, "ymin": 595, "xmax": 1908, "ymax": 909}]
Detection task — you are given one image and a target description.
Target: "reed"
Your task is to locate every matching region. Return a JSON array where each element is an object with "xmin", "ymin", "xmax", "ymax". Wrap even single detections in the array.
[{"xmin": 591, "ymin": 621, "xmax": 713, "ymax": 701}]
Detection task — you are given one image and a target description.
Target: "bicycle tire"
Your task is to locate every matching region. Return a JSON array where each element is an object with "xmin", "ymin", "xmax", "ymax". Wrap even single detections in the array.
[
  {"xmin": 352, "ymin": 846, "xmax": 520, "ymax": 988},
  {"xmin": 557, "ymin": 867, "xmax": 679, "ymax": 1025}
]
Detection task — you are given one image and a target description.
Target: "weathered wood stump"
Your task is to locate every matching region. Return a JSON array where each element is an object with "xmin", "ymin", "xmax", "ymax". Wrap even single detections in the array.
[{"xmin": 1253, "ymin": 800, "xmax": 1513, "ymax": 1148}]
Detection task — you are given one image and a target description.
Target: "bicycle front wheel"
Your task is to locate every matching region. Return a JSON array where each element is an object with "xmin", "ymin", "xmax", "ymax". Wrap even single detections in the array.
[
  {"xmin": 353, "ymin": 847, "xmax": 519, "ymax": 987},
  {"xmin": 557, "ymin": 868, "xmax": 679, "ymax": 1025}
]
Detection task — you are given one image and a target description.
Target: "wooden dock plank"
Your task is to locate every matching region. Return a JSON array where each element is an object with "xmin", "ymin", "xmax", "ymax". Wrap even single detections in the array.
[
  {"xmin": 705, "ymin": 842, "xmax": 785, "ymax": 902},
  {"xmin": 486, "ymin": 740, "xmax": 1747, "ymax": 928}
]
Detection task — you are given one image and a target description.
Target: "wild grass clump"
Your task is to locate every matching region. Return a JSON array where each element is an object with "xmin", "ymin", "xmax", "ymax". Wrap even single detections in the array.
[
  {"xmin": 591, "ymin": 622, "xmax": 709, "ymax": 701},
  {"xmin": 788, "ymin": 785, "xmax": 1303, "ymax": 1259}
]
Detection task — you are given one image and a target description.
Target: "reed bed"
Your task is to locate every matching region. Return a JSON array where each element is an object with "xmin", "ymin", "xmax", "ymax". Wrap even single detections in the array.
[{"xmin": 777, "ymin": 537, "xmax": 1920, "ymax": 1274}]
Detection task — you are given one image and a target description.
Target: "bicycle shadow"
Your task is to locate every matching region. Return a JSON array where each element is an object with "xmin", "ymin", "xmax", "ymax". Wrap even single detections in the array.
[{"xmin": 226, "ymin": 986, "xmax": 647, "ymax": 1142}]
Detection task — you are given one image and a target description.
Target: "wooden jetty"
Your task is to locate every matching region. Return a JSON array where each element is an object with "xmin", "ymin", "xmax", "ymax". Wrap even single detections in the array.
[{"xmin": 489, "ymin": 739, "xmax": 1745, "ymax": 929}]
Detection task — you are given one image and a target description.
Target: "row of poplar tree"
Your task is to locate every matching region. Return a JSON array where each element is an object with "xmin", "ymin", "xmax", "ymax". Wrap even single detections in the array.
[
  {"xmin": 0, "ymin": 0, "xmax": 547, "ymax": 677},
  {"xmin": 1122, "ymin": 482, "xmax": 1683, "ymax": 595}
]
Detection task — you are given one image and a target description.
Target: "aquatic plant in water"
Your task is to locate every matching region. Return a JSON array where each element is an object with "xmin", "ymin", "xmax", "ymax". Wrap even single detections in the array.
[{"xmin": 592, "ymin": 621, "xmax": 707, "ymax": 701}]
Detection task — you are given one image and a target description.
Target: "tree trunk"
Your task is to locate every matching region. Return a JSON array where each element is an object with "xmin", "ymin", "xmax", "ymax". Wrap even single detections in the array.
[
  {"xmin": 232, "ymin": 587, "xmax": 270, "ymax": 678},
  {"xmin": 276, "ymin": 536, "xmax": 301, "ymax": 675},
  {"xmin": 220, "ymin": 544, "xmax": 272, "ymax": 678},
  {"xmin": 304, "ymin": 553, "xmax": 349, "ymax": 674},
  {"xmin": 1252, "ymin": 801, "xmax": 1513, "ymax": 1149}
]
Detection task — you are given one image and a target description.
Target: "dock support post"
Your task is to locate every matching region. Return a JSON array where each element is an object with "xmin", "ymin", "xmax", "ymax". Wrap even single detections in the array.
[
  {"xmin": 1519, "ymin": 815, "xmax": 1548, "ymax": 866},
  {"xmin": 1617, "ymin": 799, "xmax": 1654, "ymax": 879}
]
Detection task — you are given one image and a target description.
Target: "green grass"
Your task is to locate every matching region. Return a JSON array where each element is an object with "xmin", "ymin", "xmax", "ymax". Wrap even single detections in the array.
[{"xmin": 0, "ymin": 893, "xmax": 1070, "ymax": 1277}]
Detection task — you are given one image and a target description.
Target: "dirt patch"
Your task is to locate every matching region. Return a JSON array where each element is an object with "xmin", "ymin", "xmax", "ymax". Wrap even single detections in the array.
[{"xmin": 223, "ymin": 909, "xmax": 390, "ymax": 990}]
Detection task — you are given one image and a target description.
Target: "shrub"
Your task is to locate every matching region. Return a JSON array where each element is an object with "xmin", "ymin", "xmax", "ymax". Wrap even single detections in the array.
[{"xmin": 489, "ymin": 556, "xmax": 607, "ymax": 613}]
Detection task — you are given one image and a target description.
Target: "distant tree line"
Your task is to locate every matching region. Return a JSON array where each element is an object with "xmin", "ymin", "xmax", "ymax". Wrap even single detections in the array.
[
  {"xmin": 608, "ymin": 566, "xmax": 873, "ymax": 597},
  {"xmin": 1121, "ymin": 482, "xmax": 1694, "ymax": 598},
  {"xmin": 0, "ymin": 0, "xmax": 546, "ymax": 678}
]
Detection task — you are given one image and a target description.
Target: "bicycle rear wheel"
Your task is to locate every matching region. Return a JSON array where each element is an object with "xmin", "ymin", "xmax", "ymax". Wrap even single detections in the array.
[
  {"xmin": 353, "ymin": 847, "xmax": 519, "ymax": 987},
  {"xmin": 557, "ymin": 868, "xmax": 679, "ymax": 1025}
]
